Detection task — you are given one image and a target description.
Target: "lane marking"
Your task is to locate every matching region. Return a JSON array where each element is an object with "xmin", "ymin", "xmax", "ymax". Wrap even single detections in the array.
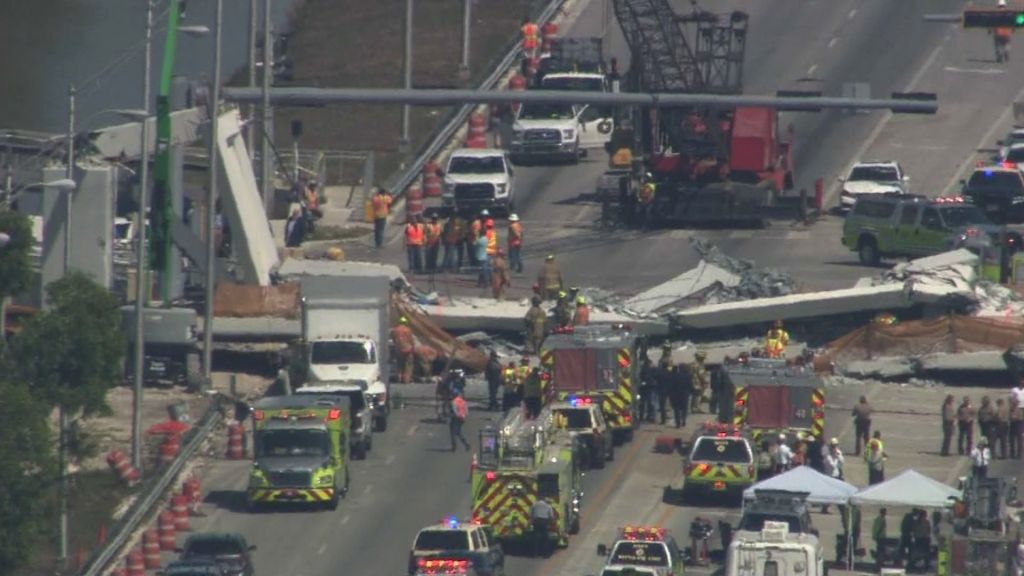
[
  {"xmin": 407, "ymin": 424, "xmax": 419, "ymax": 437},
  {"xmin": 364, "ymin": 484, "xmax": 374, "ymax": 495},
  {"xmin": 848, "ymin": 8, "xmax": 857, "ymax": 19},
  {"xmin": 341, "ymin": 514, "xmax": 350, "ymax": 525},
  {"xmin": 317, "ymin": 543, "xmax": 327, "ymax": 555},
  {"xmin": 826, "ymin": 44, "xmax": 943, "ymax": 206},
  {"xmin": 944, "ymin": 81, "xmax": 1024, "ymax": 195},
  {"xmin": 828, "ymin": 37, "xmax": 838, "ymax": 49},
  {"xmin": 807, "ymin": 64, "xmax": 818, "ymax": 76},
  {"xmin": 385, "ymin": 454, "xmax": 396, "ymax": 465},
  {"xmin": 944, "ymin": 66, "xmax": 1005, "ymax": 75}
]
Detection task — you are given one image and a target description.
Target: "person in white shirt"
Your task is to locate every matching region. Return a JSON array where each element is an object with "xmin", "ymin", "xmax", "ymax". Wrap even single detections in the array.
[
  {"xmin": 824, "ymin": 437, "xmax": 845, "ymax": 480},
  {"xmin": 971, "ymin": 437, "xmax": 991, "ymax": 478},
  {"xmin": 775, "ymin": 433, "xmax": 794, "ymax": 473},
  {"xmin": 1012, "ymin": 382, "xmax": 1024, "ymax": 409}
]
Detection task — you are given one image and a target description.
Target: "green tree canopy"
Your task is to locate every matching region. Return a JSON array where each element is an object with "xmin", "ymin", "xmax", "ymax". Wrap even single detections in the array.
[
  {"xmin": 0, "ymin": 208, "xmax": 34, "ymax": 299},
  {"xmin": 0, "ymin": 380, "xmax": 55, "ymax": 573},
  {"xmin": 7, "ymin": 272, "xmax": 125, "ymax": 416}
]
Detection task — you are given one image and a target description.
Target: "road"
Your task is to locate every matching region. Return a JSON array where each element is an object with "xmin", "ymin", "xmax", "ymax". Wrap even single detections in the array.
[{"xmin": 166, "ymin": 1, "xmax": 1024, "ymax": 575}]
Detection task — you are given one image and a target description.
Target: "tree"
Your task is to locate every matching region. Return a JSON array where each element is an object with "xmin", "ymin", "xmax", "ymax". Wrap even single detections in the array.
[
  {"xmin": 0, "ymin": 208, "xmax": 33, "ymax": 299},
  {"xmin": 0, "ymin": 380, "xmax": 56, "ymax": 573},
  {"xmin": 7, "ymin": 272, "xmax": 125, "ymax": 416}
]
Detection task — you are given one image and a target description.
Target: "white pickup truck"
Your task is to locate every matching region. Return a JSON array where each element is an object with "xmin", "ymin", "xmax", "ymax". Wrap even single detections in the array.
[
  {"xmin": 441, "ymin": 148, "xmax": 516, "ymax": 215},
  {"xmin": 509, "ymin": 102, "xmax": 584, "ymax": 164}
]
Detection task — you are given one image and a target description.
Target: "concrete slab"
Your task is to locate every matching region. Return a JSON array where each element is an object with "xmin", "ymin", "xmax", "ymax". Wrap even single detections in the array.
[
  {"xmin": 840, "ymin": 357, "xmax": 917, "ymax": 379},
  {"xmin": 919, "ymin": 350, "xmax": 1009, "ymax": 372},
  {"xmin": 622, "ymin": 261, "xmax": 741, "ymax": 314},
  {"xmin": 899, "ymin": 249, "xmax": 978, "ymax": 275},
  {"xmin": 277, "ymin": 258, "xmax": 404, "ymax": 282}
]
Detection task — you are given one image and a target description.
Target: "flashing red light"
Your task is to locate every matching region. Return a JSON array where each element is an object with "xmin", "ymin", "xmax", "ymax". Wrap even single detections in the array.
[
  {"xmin": 618, "ymin": 356, "xmax": 631, "ymax": 368},
  {"xmin": 485, "ymin": 471, "xmax": 497, "ymax": 482},
  {"xmin": 623, "ymin": 525, "xmax": 667, "ymax": 541},
  {"xmin": 735, "ymin": 398, "xmax": 746, "ymax": 407},
  {"xmin": 541, "ymin": 372, "xmax": 551, "ymax": 381},
  {"xmin": 812, "ymin": 396, "xmax": 824, "ymax": 408},
  {"xmin": 253, "ymin": 410, "xmax": 265, "ymax": 421},
  {"xmin": 697, "ymin": 463, "xmax": 710, "ymax": 473},
  {"xmin": 814, "ymin": 410, "xmax": 825, "ymax": 420},
  {"xmin": 1004, "ymin": 162, "xmax": 1018, "ymax": 170},
  {"xmin": 713, "ymin": 480, "xmax": 726, "ymax": 490},
  {"xmin": 623, "ymin": 413, "xmax": 632, "ymax": 424},
  {"xmin": 327, "ymin": 408, "xmax": 341, "ymax": 420},
  {"xmin": 965, "ymin": 227, "xmax": 980, "ymax": 238}
]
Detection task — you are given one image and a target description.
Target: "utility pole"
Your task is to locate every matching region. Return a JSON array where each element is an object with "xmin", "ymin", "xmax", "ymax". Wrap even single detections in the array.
[
  {"xmin": 132, "ymin": 0, "xmax": 154, "ymax": 475},
  {"xmin": 459, "ymin": 0, "xmax": 471, "ymax": 81},
  {"xmin": 261, "ymin": 0, "xmax": 274, "ymax": 215},
  {"xmin": 401, "ymin": 0, "xmax": 413, "ymax": 151},
  {"xmin": 204, "ymin": 0, "xmax": 223, "ymax": 380},
  {"xmin": 65, "ymin": 84, "xmax": 75, "ymax": 276},
  {"xmin": 247, "ymin": 0, "xmax": 258, "ymax": 159}
]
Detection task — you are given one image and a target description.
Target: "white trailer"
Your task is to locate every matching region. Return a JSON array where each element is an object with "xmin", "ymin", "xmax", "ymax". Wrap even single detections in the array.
[{"xmin": 726, "ymin": 522, "xmax": 824, "ymax": 576}]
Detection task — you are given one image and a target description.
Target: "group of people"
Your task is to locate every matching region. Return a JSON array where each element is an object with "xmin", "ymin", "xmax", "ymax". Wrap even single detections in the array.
[
  {"xmin": 637, "ymin": 344, "xmax": 716, "ymax": 428},
  {"xmin": 941, "ymin": 386, "xmax": 1024, "ymax": 471},
  {"xmin": 484, "ymin": 353, "xmax": 546, "ymax": 418},
  {"xmin": 871, "ymin": 507, "xmax": 939, "ymax": 571}
]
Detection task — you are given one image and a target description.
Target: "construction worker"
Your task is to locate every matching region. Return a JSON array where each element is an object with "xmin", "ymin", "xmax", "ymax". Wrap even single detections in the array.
[
  {"xmin": 442, "ymin": 211, "xmax": 465, "ymax": 271},
  {"xmin": 517, "ymin": 357, "xmax": 533, "ymax": 391},
  {"xmin": 424, "ymin": 214, "xmax": 442, "ymax": 272},
  {"xmin": 467, "ymin": 212, "xmax": 484, "ymax": 266},
  {"xmin": 390, "ymin": 316, "xmax": 415, "ymax": 384},
  {"xmin": 404, "ymin": 217, "xmax": 425, "ymax": 274},
  {"xmin": 573, "ymin": 296, "xmax": 590, "ymax": 326},
  {"xmin": 764, "ymin": 320, "xmax": 790, "ymax": 358},
  {"xmin": 371, "ymin": 188, "xmax": 393, "ymax": 248},
  {"xmin": 450, "ymin": 390, "xmax": 471, "ymax": 452},
  {"xmin": 485, "ymin": 218, "xmax": 499, "ymax": 264},
  {"xmin": 995, "ymin": 0, "xmax": 1012, "ymax": 63},
  {"xmin": 521, "ymin": 16, "xmax": 539, "ymax": 59},
  {"xmin": 688, "ymin": 349, "xmax": 709, "ymax": 413},
  {"xmin": 537, "ymin": 254, "xmax": 564, "ymax": 300},
  {"xmin": 502, "ymin": 360, "xmax": 520, "ymax": 413},
  {"xmin": 508, "ymin": 213, "xmax": 524, "ymax": 273},
  {"xmin": 524, "ymin": 297, "xmax": 547, "ymax": 354},
  {"xmin": 523, "ymin": 366, "xmax": 543, "ymax": 419},
  {"xmin": 636, "ymin": 172, "xmax": 656, "ymax": 228},
  {"xmin": 554, "ymin": 291, "xmax": 573, "ymax": 328},
  {"xmin": 491, "ymin": 248, "xmax": 511, "ymax": 300},
  {"xmin": 865, "ymin": 437, "xmax": 886, "ymax": 485},
  {"xmin": 475, "ymin": 224, "xmax": 491, "ymax": 288}
]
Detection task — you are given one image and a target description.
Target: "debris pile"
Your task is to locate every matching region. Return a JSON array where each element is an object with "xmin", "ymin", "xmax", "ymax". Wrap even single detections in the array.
[{"xmin": 691, "ymin": 238, "xmax": 797, "ymax": 304}]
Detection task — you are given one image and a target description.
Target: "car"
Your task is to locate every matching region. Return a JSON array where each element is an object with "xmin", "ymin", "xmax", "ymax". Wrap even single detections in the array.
[
  {"xmin": 995, "ymin": 143, "xmax": 1024, "ymax": 166},
  {"xmin": 598, "ymin": 526, "xmax": 685, "ymax": 576},
  {"xmin": 177, "ymin": 533, "xmax": 256, "ymax": 576},
  {"xmin": 999, "ymin": 126, "xmax": 1024, "ymax": 149},
  {"xmin": 840, "ymin": 194, "xmax": 1021, "ymax": 265},
  {"xmin": 294, "ymin": 382, "xmax": 375, "ymax": 459},
  {"xmin": 961, "ymin": 165, "xmax": 1024, "ymax": 223},
  {"xmin": 548, "ymin": 396, "xmax": 614, "ymax": 469},
  {"xmin": 681, "ymin": 423, "xmax": 756, "ymax": 499},
  {"xmin": 838, "ymin": 161, "xmax": 909, "ymax": 209},
  {"xmin": 508, "ymin": 102, "xmax": 583, "ymax": 164},
  {"xmin": 162, "ymin": 559, "xmax": 228, "ymax": 576},
  {"xmin": 441, "ymin": 148, "xmax": 516, "ymax": 215},
  {"xmin": 407, "ymin": 517, "xmax": 505, "ymax": 576}
]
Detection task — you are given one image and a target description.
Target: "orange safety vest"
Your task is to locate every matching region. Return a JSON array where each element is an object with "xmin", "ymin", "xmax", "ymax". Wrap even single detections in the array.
[
  {"xmin": 574, "ymin": 305, "xmax": 590, "ymax": 326},
  {"xmin": 486, "ymin": 229, "xmax": 498, "ymax": 255},
  {"xmin": 997, "ymin": 26, "xmax": 1013, "ymax": 40},
  {"xmin": 405, "ymin": 223, "xmax": 424, "ymax": 246},
  {"xmin": 469, "ymin": 220, "xmax": 482, "ymax": 242},
  {"xmin": 521, "ymin": 22, "xmax": 539, "ymax": 48},
  {"xmin": 372, "ymin": 193, "xmax": 393, "ymax": 218},
  {"xmin": 509, "ymin": 222, "xmax": 523, "ymax": 247},
  {"xmin": 391, "ymin": 325, "xmax": 414, "ymax": 354},
  {"xmin": 425, "ymin": 222, "xmax": 442, "ymax": 246}
]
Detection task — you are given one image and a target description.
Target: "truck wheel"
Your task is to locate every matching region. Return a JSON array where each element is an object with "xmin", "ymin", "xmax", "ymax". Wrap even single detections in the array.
[
  {"xmin": 185, "ymin": 352, "xmax": 202, "ymax": 391},
  {"xmin": 858, "ymin": 237, "xmax": 880, "ymax": 266},
  {"xmin": 569, "ymin": 511, "xmax": 580, "ymax": 535},
  {"xmin": 606, "ymin": 443, "xmax": 615, "ymax": 462},
  {"xmin": 327, "ymin": 485, "xmax": 340, "ymax": 511}
]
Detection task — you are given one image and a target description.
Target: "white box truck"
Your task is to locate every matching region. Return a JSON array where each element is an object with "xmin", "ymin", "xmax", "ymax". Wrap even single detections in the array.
[
  {"xmin": 725, "ymin": 522, "xmax": 823, "ymax": 576},
  {"xmin": 301, "ymin": 275, "xmax": 391, "ymax": 431}
]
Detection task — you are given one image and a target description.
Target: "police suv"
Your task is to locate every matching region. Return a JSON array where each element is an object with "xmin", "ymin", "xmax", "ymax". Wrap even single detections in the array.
[
  {"xmin": 681, "ymin": 422, "xmax": 756, "ymax": 502},
  {"xmin": 547, "ymin": 395, "xmax": 614, "ymax": 470},
  {"xmin": 598, "ymin": 526, "xmax": 685, "ymax": 576},
  {"xmin": 408, "ymin": 517, "xmax": 504, "ymax": 576}
]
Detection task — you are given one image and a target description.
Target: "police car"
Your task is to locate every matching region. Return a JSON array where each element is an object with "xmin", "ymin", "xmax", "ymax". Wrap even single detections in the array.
[
  {"xmin": 408, "ymin": 517, "xmax": 504, "ymax": 576},
  {"xmin": 681, "ymin": 422, "xmax": 756, "ymax": 501},
  {"xmin": 548, "ymin": 395, "xmax": 614, "ymax": 469},
  {"xmin": 598, "ymin": 526, "xmax": 684, "ymax": 576}
]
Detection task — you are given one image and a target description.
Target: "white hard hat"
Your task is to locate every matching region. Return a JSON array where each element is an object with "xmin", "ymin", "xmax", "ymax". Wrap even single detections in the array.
[
  {"xmin": 508, "ymin": 213, "xmax": 520, "ymax": 222},
  {"xmin": 999, "ymin": 0, "xmax": 1007, "ymax": 7},
  {"xmin": 480, "ymin": 209, "xmax": 490, "ymax": 216}
]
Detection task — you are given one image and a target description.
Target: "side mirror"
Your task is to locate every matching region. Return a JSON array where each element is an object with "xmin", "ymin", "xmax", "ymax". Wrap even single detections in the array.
[{"xmin": 597, "ymin": 543, "xmax": 608, "ymax": 556}]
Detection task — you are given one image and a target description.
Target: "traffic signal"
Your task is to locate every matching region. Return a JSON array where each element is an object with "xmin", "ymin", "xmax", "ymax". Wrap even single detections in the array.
[{"xmin": 962, "ymin": 8, "xmax": 1024, "ymax": 28}]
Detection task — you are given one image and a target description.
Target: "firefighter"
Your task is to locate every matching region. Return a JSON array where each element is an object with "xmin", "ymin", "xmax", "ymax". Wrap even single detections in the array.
[
  {"xmin": 391, "ymin": 316, "xmax": 415, "ymax": 384},
  {"xmin": 764, "ymin": 320, "xmax": 790, "ymax": 358},
  {"xmin": 491, "ymin": 248, "xmax": 511, "ymax": 300},
  {"xmin": 636, "ymin": 172, "xmax": 656, "ymax": 229},
  {"xmin": 517, "ymin": 357, "xmax": 533, "ymax": 393},
  {"xmin": 554, "ymin": 291, "xmax": 573, "ymax": 328},
  {"xmin": 688, "ymin": 349, "xmax": 709, "ymax": 413},
  {"xmin": 508, "ymin": 213, "xmax": 524, "ymax": 273},
  {"xmin": 485, "ymin": 350, "xmax": 502, "ymax": 411},
  {"xmin": 523, "ymin": 366, "xmax": 543, "ymax": 419},
  {"xmin": 668, "ymin": 364, "xmax": 691, "ymax": 428},
  {"xmin": 530, "ymin": 497, "xmax": 555, "ymax": 557},
  {"xmin": 573, "ymin": 296, "xmax": 590, "ymax": 326},
  {"xmin": 501, "ymin": 360, "xmax": 520, "ymax": 413},
  {"xmin": 537, "ymin": 254, "xmax": 564, "ymax": 300},
  {"xmin": 404, "ymin": 217, "xmax": 424, "ymax": 274},
  {"xmin": 524, "ymin": 296, "xmax": 547, "ymax": 354},
  {"xmin": 424, "ymin": 214, "xmax": 442, "ymax": 272}
]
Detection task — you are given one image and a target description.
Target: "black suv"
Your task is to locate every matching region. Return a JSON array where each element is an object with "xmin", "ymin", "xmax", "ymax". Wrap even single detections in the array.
[
  {"xmin": 178, "ymin": 533, "xmax": 256, "ymax": 576},
  {"xmin": 961, "ymin": 166, "xmax": 1024, "ymax": 223}
]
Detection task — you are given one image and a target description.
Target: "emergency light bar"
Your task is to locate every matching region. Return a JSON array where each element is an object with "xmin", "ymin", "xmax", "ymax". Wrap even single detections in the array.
[
  {"xmin": 568, "ymin": 395, "xmax": 593, "ymax": 407},
  {"xmin": 933, "ymin": 196, "xmax": 967, "ymax": 204},
  {"xmin": 445, "ymin": 515, "xmax": 460, "ymax": 529},
  {"xmin": 622, "ymin": 525, "xmax": 667, "ymax": 541},
  {"xmin": 701, "ymin": 422, "xmax": 742, "ymax": 436}
]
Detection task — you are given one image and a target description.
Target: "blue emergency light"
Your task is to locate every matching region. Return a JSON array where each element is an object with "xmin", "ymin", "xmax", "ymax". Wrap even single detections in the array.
[
  {"xmin": 446, "ymin": 515, "xmax": 460, "ymax": 529},
  {"xmin": 568, "ymin": 395, "xmax": 592, "ymax": 407}
]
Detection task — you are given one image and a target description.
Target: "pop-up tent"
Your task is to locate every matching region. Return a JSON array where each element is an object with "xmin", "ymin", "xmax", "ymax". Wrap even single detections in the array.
[
  {"xmin": 743, "ymin": 466, "xmax": 858, "ymax": 505},
  {"xmin": 851, "ymin": 469, "xmax": 961, "ymax": 509}
]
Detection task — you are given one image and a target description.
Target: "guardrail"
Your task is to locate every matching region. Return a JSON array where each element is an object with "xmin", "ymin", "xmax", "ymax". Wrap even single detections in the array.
[
  {"xmin": 383, "ymin": 0, "xmax": 568, "ymax": 198},
  {"xmin": 79, "ymin": 402, "xmax": 225, "ymax": 576}
]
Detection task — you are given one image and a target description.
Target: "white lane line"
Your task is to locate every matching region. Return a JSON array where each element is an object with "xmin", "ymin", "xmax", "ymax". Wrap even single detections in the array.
[
  {"xmin": 407, "ymin": 424, "xmax": 419, "ymax": 437},
  {"xmin": 943, "ymin": 66, "xmax": 1005, "ymax": 75},
  {"xmin": 385, "ymin": 454, "xmax": 396, "ymax": 465},
  {"xmin": 807, "ymin": 64, "xmax": 818, "ymax": 76},
  {"xmin": 317, "ymin": 543, "xmax": 327, "ymax": 555},
  {"xmin": 828, "ymin": 37, "xmax": 838, "ymax": 49},
  {"xmin": 943, "ymin": 82, "xmax": 1024, "ymax": 194},
  {"xmin": 848, "ymin": 8, "xmax": 857, "ymax": 19},
  {"xmin": 826, "ymin": 44, "xmax": 944, "ymax": 206},
  {"xmin": 364, "ymin": 484, "xmax": 374, "ymax": 495},
  {"xmin": 341, "ymin": 514, "xmax": 350, "ymax": 525}
]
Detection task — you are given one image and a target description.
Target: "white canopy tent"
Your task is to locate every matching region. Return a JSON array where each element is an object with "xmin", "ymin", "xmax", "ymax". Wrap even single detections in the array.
[
  {"xmin": 743, "ymin": 466, "xmax": 859, "ymax": 505},
  {"xmin": 851, "ymin": 469, "xmax": 962, "ymax": 509}
]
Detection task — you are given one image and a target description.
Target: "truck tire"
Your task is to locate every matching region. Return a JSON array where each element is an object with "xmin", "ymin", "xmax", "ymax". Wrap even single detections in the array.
[
  {"xmin": 606, "ymin": 443, "xmax": 615, "ymax": 462},
  {"xmin": 366, "ymin": 435, "xmax": 373, "ymax": 452},
  {"xmin": 327, "ymin": 484, "xmax": 340, "ymax": 511},
  {"xmin": 858, "ymin": 236, "xmax": 880, "ymax": 266}
]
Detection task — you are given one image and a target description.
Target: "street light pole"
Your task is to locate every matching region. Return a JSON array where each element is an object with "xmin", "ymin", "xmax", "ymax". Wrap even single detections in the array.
[
  {"xmin": 132, "ymin": 0, "xmax": 154, "ymax": 476},
  {"xmin": 204, "ymin": 0, "xmax": 223, "ymax": 381},
  {"xmin": 246, "ymin": 0, "xmax": 257, "ymax": 159},
  {"xmin": 58, "ymin": 83, "xmax": 77, "ymax": 570},
  {"xmin": 261, "ymin": 0, "xmax": 274, "ymax": 215},
  {"xmin": 65, "ymin": 84, "xmax": 75, "ymax": 276},
  {"xmin": 401, "ymin": 0, "xmax": 413, "ymax": 150},
  {"xmin": 459, "ymin": 0, "xmax": 471, "ymax": 79}
]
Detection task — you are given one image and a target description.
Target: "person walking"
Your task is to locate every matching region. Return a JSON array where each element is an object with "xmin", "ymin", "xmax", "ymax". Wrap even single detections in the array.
[
  {"xmin": 475, "ymin": 228, "xmax": 490, "ymax": 288},
  {"xmin": 537, "ymin": 254, "xmax": 564, "ymax": 300},
  {"xmin": 775, "ymin": 434, "xmax": 794, "ymax": 474},
  {"xmin": 958, "ymin": 396, "xmax": 976, "ymax": 455},
  {"xmin": 941, "ymin": 394, "xmax": 956, "ymax": 456},
  {"xmin": 442, "ymin": 212, "xmax": 466, "ymax": 271},
  {"xmin": 390, "ymin": 316, "xmax": 415, "ymax": 384},
  {"xmin": 424, "ymin": 214, "xmax": 442, "ymax": 272},
  {"xmin": 529, "ymin": 497, "xmax": 555, "ymax": 558},
  {"xmin": 573, "ymin": 296, "xmax": 590, "ymax": 326},
  {"xmin": 824, "ymin": 438, "xmax": 845, "ymax": 480},
  {"xmin": 285, "ymin": 207, "xmax": 307, "ymax": 248},
  {"xmin": 852, "ymin": 396, "xmax": 873, "ymax": 456},
  {"xmin": 971, "ymin": 437, "xmax": 991, "ymax": 478},
  {"xmin": 491, "ymin": 248, "xmax": 511, "ymax": 300},
  {"xmin": 523, "ymin": 296, "xmax": 547, "ymax": 354},
  {"xmin": 485, "ymin": 351, "xmax": 502, "ymax": 411},
  {"xmin": 865, "ymin": 438, "xmax": 886, "ymax": 485},
  {"xmin": 449, "ymin": 391, "xmax": 471, "ymax": 452},
  {"xmin": 668, "ymin": 364, "xmax": 692, "ymax": 428},
  {"xmin": 371, "ymin": 188, "xmax": 394, "ymax": 248},
  {"xmin": 404, "ymin": 217, "xmax": 424, "ymax": 273},
  {"xmin": 522, "ymin": 367, "xmax": 543, "ymax": 419},
  {"xmin": 508, "ymin": 213, "xmax": 524, "ymax": 273},
  {"xmin": 996, "ymin": 398, "xmax": 1010, "ymax": 459}
]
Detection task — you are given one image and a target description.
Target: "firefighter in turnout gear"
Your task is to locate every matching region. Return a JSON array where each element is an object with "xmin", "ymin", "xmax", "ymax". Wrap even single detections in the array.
[
  {"xmin": 502, "ymin": 361, "xmax": 521, "ymax": 413},
  {"xmin": 636, "ymin": 173, "xmax": 656, "ymax": 228},
  {"xmin": 689, "ymin": 349, "xmax": 710, "ymax": 413},
  {"xmin": 765, "ymin": 320, "xmax": 790, "ymax": 358},
  {"xmin": 524, "ymin": 296, "xmax": 547, "ymax": 354},
  {"xmin": 573, "ymin": 296, "xmax": 590, "ymax": 326},
  {"xmin": 538, "ymin": 254, "xmax": 564, "ymax": 300},
  {"xmin": 554, "ymin": 291, "xmax": 573, "ymax": 328},
  {"xmin": 391, "ymin": 316, "xmax": 416, "ymax": 383}
]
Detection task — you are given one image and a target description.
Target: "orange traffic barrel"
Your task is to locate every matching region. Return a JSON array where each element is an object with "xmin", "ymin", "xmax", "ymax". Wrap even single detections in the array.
[
  {"xmin": 226, "ymin": 422, "xmax": 244, "ymax": 459},
  {"xmin": 126, "ymin": 547, "xmax": 145, "ymax": 576},
  {"xmin": 158, "ymin": 511, "xmax": 177, "ymax": 551},
  {"xmin": 171, "ymin": 494, "xmax": 191, "ymax": 532},
  {"xmin": 142, "ymin": 529, "xmax": 161, "ymax": 569},
  {"xmin": 423, "ymin": 161, "xmax": 442, "ymax": 198},
  {"xmin": 542, "ymin": 22, "xmax": 558, "ymax": 41},
  {"xmin": 406, "ymin": 184, "xmax": 424, "ymax": 219},
  {"xmin": 158, "ymin": 436, "xmax": 180, "ymax": 466}
]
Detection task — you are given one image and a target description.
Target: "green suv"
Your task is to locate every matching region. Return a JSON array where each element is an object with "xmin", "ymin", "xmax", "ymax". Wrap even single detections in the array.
[{"xmin": 841, "ymin": 194, "xmax": 1018, "ymax": 265}]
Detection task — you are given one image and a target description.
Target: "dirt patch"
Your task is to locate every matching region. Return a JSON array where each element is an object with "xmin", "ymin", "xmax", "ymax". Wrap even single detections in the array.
[{"xmin": 261, "ymin": 0, "xmax": 548, "ymax": 185}]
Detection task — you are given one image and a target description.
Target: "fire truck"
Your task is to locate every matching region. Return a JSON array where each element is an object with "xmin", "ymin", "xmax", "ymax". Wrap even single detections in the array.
[
  {"xmin": 726, "ymin": 358, "xmax": 825, "ymax": 442},
  {"xmin": 470, "ymin": 408, "xmax": 582, "ymax": 549},
  {"xmin": 540, "ymin": 324, "xmax": 644, "ymax": 443}
]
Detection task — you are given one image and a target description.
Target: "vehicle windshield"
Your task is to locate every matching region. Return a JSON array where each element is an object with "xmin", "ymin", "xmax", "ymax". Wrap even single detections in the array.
[
  {"xmin": 541, "ymin": 76, "xmax": 605, "ymax": 92},
  {"xmin": 848, "ymin": 165, "xmax": 899, "ymax": 182},
  {"xmin": 414, "ymin": 530, "xmax": 470, "ymax": 550},
  {"xmin": 691, "ymin": 438, "xmax": 751, "ymax": 463},
  {"xmin": 310, "ymin": 341, "xmax": 375, "ymax": 364},
  {"xmin": 967, "ymin": 170, "xmax": 1024, "ymax": 193},
  {"xmin": 448, "ymin": 155, "xmax": 505, "ymax": 175},
  {"xmin": 519, "ymin": 103, "xmax": 576, "ymax": 120},
  {"xmin": 609, "ymin": 542, "xmax": 669, "ymax": 567},
  {"xmin": 553, "ymin": 408, "xmax": 594, "ymax": 429},
  {"xmin": 184, "ymin": 538, "xmax": 243, "ymax": 558},
  {"xmin": 738, "ymin": 513, "xmax": 803, "ymax": 533},
  {"xmin": 940, "ymin": 206, "xmax": 991, "ymax": 227},
  {"xmin": 114, "ymin": 222, "xmax": 132, "ymax": 241},
  {"xmin": 1004, "ymin": 147, "xmax": 1024, "ymax": 163},
  {"xmin": 256, "ymin": 429, "xmax": 330, "ymax": 458},
  {"xmin": 295, "ymin": 388, "xmax": 366, "ymax": 412}
]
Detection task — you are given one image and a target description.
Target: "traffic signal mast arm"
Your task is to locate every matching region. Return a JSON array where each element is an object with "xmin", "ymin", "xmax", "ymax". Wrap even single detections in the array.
[{"xmin": 962, "ymin": 8, "xmax": 1024, "ymax": 28}]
